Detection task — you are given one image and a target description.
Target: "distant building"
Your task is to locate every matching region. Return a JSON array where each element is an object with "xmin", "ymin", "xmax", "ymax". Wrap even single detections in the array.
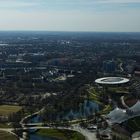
[
  {"xmin": 134, "ymin": 65, "xmax": 140, "ymax": 76},
  {"xmin": 103, "ymin": 60, "xmax": 115, "ymax": 73},
  {"xmin": 134, "ymin": 71, "xmax": 140, "ymax": 77}
]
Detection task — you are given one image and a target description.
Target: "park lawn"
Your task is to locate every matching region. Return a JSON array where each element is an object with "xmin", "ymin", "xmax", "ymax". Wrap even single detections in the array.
[
  {"xmin": 88, "ymin": 91, "xmax": 103, "ymax": 105},
  {"xmin": 89, "ymin": 87, "xmax": 99, "ymax": 96},
  {"xmin": 108, "ymin": 87, "xmax": 129, "ymax": 94},
  {"xmin": 89, "ymin": 95, "xmax": 102, "ymax": 105},
  {"xmin": 0, "ymin": 123, "xmax": 12, "ymax": 128},
  {"xmin": 88, "ymin": 87, "xmax": 113, "ymax": 114},
  {"xmin": 87, "ymin": 87, "xmax": 103, "ymax": 105},
  {"xmin": 0, "ymin": 105, "xmax": 22, "ymax": 116},
  {"xmin": 99, "ymin": 105, "xmax": 113, "ymax": 114},
  {"xmin": 0, "ymin": 130, "xmax": 18, "ymax": 140},
  {"xmin": 37, "ymin": 129, "xmax": 85, "ymax": 140}
]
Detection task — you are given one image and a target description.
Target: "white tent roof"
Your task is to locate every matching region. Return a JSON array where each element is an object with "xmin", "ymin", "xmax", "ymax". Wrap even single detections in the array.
[
  {"xmin": 107, "ymin": 101, "xmax": 140, "ymax": 124},
  {"xmin": 130, "ymin": 101, "xmax": 140, "ymax": 113},
  {"xmin": 108, "ymin": 107, "xmax": 128, "ymax": 123}
]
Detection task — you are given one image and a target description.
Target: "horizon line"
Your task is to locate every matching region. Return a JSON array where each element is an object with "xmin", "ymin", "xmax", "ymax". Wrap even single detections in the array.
[{"xmin": 0, "ymin": 30, "xmax": 140, "ymax": 33}]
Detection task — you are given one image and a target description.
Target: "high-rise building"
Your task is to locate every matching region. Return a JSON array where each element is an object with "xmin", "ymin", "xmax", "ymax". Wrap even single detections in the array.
[{"xmin": 103, "ymin": 60, "xmax": 116, "ymax": 73}]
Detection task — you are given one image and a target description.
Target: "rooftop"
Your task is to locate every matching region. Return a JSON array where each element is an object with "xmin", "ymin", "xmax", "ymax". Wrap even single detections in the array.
[{"xmin": 95, "ymin": 77, "xmax": 129, "ymax": 85}]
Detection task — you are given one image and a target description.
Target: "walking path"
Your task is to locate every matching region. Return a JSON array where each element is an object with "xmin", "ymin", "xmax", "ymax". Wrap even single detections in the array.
[
  {"xmin": 119, "ymin": 62, "xmax": 124, "ymax": 72},
  {"xmin": 0, "ymin": 124, "xmax": 97, "ymax": 140},
  {"xmin": 121, "ymin": 96, "xmax": 129, "ymax": 109},
  {"xmin": 20, "ymin": 108, "xmax": 44, "ymax": 126},
  {"xmin": 0, "ymin": 106, "xmax": 98, "ymax": 140}
]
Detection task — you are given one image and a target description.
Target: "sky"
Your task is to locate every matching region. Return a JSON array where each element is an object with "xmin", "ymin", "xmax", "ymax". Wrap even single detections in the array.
[{"xmin": 0, "ymin": 0, "xmax": 140, "ymax": 32}]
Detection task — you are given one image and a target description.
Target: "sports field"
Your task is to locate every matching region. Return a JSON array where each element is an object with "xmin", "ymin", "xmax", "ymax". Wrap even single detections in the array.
[
  {"xmin": 0, "ymin": 130, "xmax": 17, "ymax": 140},
  {"xmin": 0, "ymin": 105, "xmax": 22, "ymax": 116}
]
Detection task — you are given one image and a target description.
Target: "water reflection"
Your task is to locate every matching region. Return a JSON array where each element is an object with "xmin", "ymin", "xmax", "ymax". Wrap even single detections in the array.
[
  {"xmin": 30, "ymin": 134, "xmax": 58, "ymax": 140},
  {"xmin": 29, "ymin": 100, "xmax": 99, "ymax": 123}
]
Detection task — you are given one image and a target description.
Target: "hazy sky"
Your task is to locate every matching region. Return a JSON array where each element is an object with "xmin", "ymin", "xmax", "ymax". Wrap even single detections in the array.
[{"xmin": 0, "ymin": 0, "xmax": 140, "ymax": 32}]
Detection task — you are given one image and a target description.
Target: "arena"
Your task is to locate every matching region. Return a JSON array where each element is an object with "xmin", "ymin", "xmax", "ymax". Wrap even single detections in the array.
[{"xmin": 95, "ymin": 77, "xmax": 129, "ymax": 85}]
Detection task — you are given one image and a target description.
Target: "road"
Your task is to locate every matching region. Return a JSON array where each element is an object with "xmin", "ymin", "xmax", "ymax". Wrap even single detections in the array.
[
  {"xmin": 121, "ymin": 96, "xmax": 129, "ymax": 109},
  {"xmin": 119, "ymin": 62, "xmax": 124, "ymax": 72},
  {"xmin": 72, "ymin": 125, "xmax": 97, "ymax": 140}
]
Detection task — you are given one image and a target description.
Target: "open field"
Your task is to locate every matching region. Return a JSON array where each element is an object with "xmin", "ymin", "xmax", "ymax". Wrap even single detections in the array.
[
  {"xmin": 0, "ymin": 105, "xmax": 22, "ymax": 116},
  {"xmin": 37, "ymin": 129, "xmax": 85, "ymax": 140},
  {"xmin": 0, "ymin": 130, "xmax": 17, "ymax": 140}
]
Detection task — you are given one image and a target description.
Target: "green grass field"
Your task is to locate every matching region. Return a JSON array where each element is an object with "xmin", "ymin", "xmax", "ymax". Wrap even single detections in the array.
[
  {"xmin": 88, "ymin": 87, "xmax": 103, "ymax": 105},
  {"xmin": 0, "ymin": 105, "xmax": 22, "ymax": 116},
  {"xmin": 99, "ymin": 104, "xmax": 113, "ymax": 114},
  {"xmin": 108, "ymin": 87, "xmax": 129, "ymax": 94},
  {"xmin": 37, "ymin": 129, "xmax": 85, "ymax": 140},
  {"xmin": 0, "ymin": 131, "xmax": 17, "ymax": 140}
]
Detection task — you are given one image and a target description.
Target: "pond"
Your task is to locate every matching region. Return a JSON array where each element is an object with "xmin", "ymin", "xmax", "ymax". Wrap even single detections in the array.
[
  {"xmin": 28, "ymin": 100, "xmax": 99, "ymax": 140},
  {"xmin": 28, "ymin": 115, "xmax": 42, "ymax": 123},
  {"xmin": 29, "ymin": 100, "xmax": 99, "ymax": 123},
  {"xmin": 30, "ymin": 134, "xmax": 58, "ymax": 140},
  {"xmin": 64, "ymin": 100, "xmax": 99, "ymax": 120}
]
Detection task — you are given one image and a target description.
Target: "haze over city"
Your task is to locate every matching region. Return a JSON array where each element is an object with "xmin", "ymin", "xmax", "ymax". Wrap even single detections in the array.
[
  {"xmin": 0, "ymin": 0, "xmax": 140, "ymax": 32},
  {"xmin": 0, "ymin": 0, "xmax": 140, "ymax": 140}
]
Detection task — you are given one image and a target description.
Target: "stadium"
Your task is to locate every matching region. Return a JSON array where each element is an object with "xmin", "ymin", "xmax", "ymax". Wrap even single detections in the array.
[{"xmin": 95, "ymin": 77, "xmax": 129, "ymax": 85}]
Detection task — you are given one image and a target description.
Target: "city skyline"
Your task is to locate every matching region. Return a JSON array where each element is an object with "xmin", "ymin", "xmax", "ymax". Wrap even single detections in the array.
[{"xmin": 0, "ymin": 0, "xmax": 140, "ymax": 32}]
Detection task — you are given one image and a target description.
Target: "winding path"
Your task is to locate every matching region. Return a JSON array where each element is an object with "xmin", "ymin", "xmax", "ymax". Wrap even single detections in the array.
[
  {"xmin": 0, "ymin": 125, "xmax": 97, "ymax": 140},
  {"xmin": 121, "ymin": 96, "xmax": 129, "ymax": 109},
  {"xmin": 20, "ymin": 108, "xmax": 44, "ymax": 126},
  {"xmin": 119, "ymin": 62, "xmax": 124, "ymax": 72},
  {"xmin": 0, "ymin": 106, "xmax": 98, "ymax": 140}
]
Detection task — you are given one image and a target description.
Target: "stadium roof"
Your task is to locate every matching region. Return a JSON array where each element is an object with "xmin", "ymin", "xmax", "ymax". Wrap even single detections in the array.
[
  {"xmin": 95, "ymin": 77, "xmax": 129, "ymax": 85},
  {"xmin": 107, "ymin": 101, "xmax": 140, "ymax": 124}
]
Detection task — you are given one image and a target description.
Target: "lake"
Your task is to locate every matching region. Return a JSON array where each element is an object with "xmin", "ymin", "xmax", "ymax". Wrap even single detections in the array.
[{"xmin": 30, "ymin": 134, "xmax": 58, "ymax": 140}]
